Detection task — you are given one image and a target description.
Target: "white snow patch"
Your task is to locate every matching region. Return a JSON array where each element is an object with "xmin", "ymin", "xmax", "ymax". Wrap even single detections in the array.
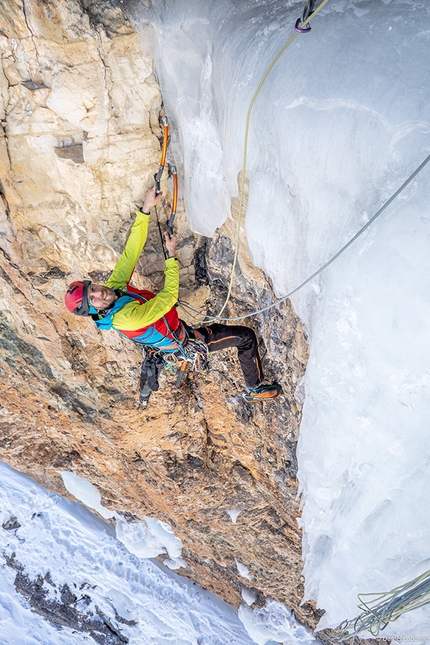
[
  {"xmin": 59, "ymin": 471, "xmax": 114, "ymax": 519},
  {"xmin": 235, "ymin": 559, "xmax": 253, "ymax": 581},
  {"xmin": 226, "ymin": 505, "xmax": 243, "ymax": 524},
  {"xmin": 60, "ymin": 470, "xmax": 184, "ymax": 563},
  {"xmin": 0, "ymin": 461, "xmax": 258, "ymax": 645},
  {"xmin": 241, "ymin": 586, "xmax": 258, "ymax": 606},
  {"xmin": 238, "ymin": 599, "xmax": 320, "ymax": 645}
]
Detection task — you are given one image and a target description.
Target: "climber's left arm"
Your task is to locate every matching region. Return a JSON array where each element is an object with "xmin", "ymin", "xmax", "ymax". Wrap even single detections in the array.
[{"xmin": 105, "ymin": 186, "xmax": 161, "ymax": 289}]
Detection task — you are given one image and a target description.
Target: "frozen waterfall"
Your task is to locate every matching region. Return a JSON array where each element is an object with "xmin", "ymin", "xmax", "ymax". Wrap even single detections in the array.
[{"xmin": 132, "ymin": 0, "xmax": 430, "ymax": 637}]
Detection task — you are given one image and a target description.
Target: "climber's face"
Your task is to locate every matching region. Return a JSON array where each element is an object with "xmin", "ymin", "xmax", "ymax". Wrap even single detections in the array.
[{"xmin": 87, "ymin": 284, "xmax": 117, "ymax": 311}]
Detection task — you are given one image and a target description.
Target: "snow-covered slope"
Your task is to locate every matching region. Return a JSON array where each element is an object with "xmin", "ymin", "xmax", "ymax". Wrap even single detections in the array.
[
  {"xmin": 132, "ymin": 0, "xmax": 430, "ymax": 636},
  {"xmin": 2, "ymin": 461, "xmax": 308, "ymax": 645}
]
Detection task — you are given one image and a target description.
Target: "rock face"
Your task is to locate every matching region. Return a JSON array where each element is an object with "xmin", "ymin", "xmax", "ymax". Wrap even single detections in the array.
[{"xmin": 0, "ymin": 0, "xmax": 317, "ymax": 637}]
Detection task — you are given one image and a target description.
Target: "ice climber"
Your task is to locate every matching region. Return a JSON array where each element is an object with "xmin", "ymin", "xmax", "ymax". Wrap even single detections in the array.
[{"xmin": 64, "ymin": 186, "xmax": 281, "ymax": 404}]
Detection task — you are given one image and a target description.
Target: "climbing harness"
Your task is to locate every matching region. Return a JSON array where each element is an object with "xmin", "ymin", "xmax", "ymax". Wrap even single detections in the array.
[
  {"xmin": 161, "ymin": 335, "xmax": 210, "ymax": 388},
  {"xmin": 214, "ymin": 0, "xmax": 331, "ymax": 320},
  {"xmin": 178, "ymin": 150, "xmax": 430, "ymax": 323},
  {"xmin": 139, "ymin": 336, "xmax": 210, "ymax": 404},
  {"xmin": 334, "ymin": 568, "xmax": 430, "ymax": 641}
]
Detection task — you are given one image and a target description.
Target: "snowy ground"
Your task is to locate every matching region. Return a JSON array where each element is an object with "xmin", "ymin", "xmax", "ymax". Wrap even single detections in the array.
[
  {"xmin": 0, "ymin": 462, "xmax": 317, "ymax": 645},
  {"xmin": 132, "ymin": 0, "xmax": 430, "ymax": 638}
]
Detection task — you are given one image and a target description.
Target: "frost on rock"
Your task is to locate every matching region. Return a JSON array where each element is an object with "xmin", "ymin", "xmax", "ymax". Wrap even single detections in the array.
[{"xmin": 226, "ymin": 505, "xmax": 242, "ymax": 524}]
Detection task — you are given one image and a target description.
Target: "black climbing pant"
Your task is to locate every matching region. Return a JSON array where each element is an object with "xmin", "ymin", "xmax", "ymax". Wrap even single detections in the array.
[
  {"xmin": 193, "ymin": 323, "xmax": 264, "ymax": 389},
  {"xmin": 139, "ymin": 351, "xmax": 164, "ymax": 404}
]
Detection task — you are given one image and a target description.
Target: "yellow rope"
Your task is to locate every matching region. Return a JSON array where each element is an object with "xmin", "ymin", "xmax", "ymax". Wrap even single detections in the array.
[{"xmin": 215, "ymin": 0, "xmax": 331, "ymax": 318}]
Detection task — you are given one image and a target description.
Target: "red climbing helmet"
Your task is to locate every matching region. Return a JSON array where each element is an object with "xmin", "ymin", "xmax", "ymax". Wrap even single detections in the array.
[{"xmin": 64, "ymin": 280, "xmax": 91, "ymax": 316}]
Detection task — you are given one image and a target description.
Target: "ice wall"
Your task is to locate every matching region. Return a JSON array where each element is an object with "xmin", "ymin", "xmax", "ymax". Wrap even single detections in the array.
[{"xmin": 132, "ymin": 0, "xmax": 430, "ymax": 636}]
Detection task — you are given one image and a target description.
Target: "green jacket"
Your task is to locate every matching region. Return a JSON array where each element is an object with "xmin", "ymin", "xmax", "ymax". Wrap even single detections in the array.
[{"xmin": 105, "ymin": 211, "xmax": 179, "ymax": 331}]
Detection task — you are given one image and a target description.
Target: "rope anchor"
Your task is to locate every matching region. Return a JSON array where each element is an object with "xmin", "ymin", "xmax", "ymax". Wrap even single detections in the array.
[
  {"xmin": 295, "ymin": 0, "xmax": 319, "ymax": 32},
  {"xmin": 295, "ymin": 18, "xmax": 312, "ymax": 32}
]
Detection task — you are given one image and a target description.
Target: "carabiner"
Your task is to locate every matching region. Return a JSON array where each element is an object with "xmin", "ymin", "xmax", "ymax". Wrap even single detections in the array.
[{"xmin": 295, "ymin": 18, "xmax": 311, "ymax": 32}]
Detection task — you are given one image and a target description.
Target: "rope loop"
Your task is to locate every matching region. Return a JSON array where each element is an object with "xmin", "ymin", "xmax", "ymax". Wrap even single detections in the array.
[{"xmin": 334, "ymin": 569, "xmax": 430, "ymax": 641}]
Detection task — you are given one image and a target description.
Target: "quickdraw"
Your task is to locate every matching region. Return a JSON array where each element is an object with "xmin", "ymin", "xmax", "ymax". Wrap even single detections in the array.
[
  {"xmin": 163, "ymin": 338, "xmax": 210, "ymax": 388},
  {"xmin": 161, "ymin": 314, "xmax": 210, "ymax": 378}
]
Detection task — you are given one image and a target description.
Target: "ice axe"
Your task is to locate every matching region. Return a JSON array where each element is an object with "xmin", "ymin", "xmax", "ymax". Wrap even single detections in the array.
[
  {"xmin": 154, "ymin": 115, "xmax": 169, "ymax": 195},
  {"xmin": 166, "ymin": 164, "xmax": 178, "ymax": 238}
]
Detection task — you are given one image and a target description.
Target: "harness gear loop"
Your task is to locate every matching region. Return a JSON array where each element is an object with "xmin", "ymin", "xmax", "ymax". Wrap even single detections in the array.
[
  {"xmin": 139, "ymin": 332, "xmax": 210, "ymax": 401},
  {"xmin": 160, "ymin": 310, "xmax": 210, "ymax": 372}
]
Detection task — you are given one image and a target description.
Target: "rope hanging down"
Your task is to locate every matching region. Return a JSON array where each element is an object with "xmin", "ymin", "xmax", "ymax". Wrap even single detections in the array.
[
  {"xmin": 214, "ymin": 0, "xmax": 331, "ymax": 319},
  {"xmin": 335, "ymin": 568, "xmax": 430, "ymax": 641},
  {"xmin": 179, "ymin": 151, "xmax": 430, "ymax": 323}
]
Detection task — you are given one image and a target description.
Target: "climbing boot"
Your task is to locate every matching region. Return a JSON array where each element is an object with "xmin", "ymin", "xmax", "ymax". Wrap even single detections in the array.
[
  {"xmin": 242, "ymin": 382, "xmax": 281, "ymax": 402},
  {"xmin": 139, "ymin": 393, "xmax": 150, "ymax": 407}
]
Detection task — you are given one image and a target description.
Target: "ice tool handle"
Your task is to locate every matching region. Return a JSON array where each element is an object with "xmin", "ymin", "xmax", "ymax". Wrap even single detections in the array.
[
  {"xmin": 166, "ymin": 165, "xmax": 178, "ymax": 238},
  {"xmin": 154, "ymin": 116, "xmax": 169, "ymax": 195}
]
